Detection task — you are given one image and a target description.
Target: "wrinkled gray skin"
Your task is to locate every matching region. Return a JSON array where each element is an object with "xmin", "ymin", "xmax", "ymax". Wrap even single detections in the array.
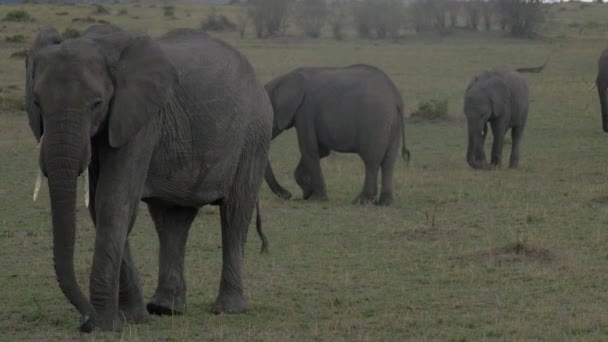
[
  {"xmin": 464, "ymin": 67, "xmax": 529, "ymax": 169},
  {"xmin": 597, "ymin": 48, "xmax": 608, "ymax": 132},
  {"xmin": 264, "ymin": 65, "xmax": 410, "ymax": 206},
  {"xmin": 26, "ymin": 25, "xmax": 272, "ymax": 332}
]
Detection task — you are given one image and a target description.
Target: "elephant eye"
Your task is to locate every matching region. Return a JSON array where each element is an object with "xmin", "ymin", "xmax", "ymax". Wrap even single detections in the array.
[{"xmin": 90, "ymin": 99, "xmax": 102, "ymax": 111}]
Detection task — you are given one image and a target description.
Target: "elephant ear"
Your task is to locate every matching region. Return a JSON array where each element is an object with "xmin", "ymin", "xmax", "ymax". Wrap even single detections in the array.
[
  {"xmin": 84, "ymin": 25, "xmax": 177, "ymax": 147},
  {"xmin": 107, "ymin": 35, "xmax": 177, "ymax": 147},
  {"xmin": 26, "ymin": 26, "xmax": 63, "ymax": 142},
  {"xmin": 266, "ymin": 71, "xmax": 305, "ymax": 133}
]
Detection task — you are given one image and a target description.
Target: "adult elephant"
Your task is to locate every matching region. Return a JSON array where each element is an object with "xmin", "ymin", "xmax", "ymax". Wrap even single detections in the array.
[
  {"xmin": 26, "ymin": 25, "xmax": 272, "ymax": 332},
  {"xmin": 264, "ymin": 64, "xmax": 410, "ymax": 206},
  {"xmin": 597, "ymin": 48, "xmax": 608, "ymax": 131},
  {"xmin": 464, "ymin": 67, "xmax": 529, "ymax": 169}
]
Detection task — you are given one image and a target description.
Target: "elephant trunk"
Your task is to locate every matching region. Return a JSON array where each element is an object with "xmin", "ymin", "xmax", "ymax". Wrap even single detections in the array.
[
  {"xmin": 598, "ymin": 83, "xmax": 608, "ymax": 133},
  {"xmin": 43, "ymin": 117, "xmax": 94, "ymax": 324},
  {"xmin": 466, "ymin": 121, "xmax": 485, "ymax": 169},
  {"xmin": 264, "ymin": 160, "xmax": 292, "ymax": 200}
]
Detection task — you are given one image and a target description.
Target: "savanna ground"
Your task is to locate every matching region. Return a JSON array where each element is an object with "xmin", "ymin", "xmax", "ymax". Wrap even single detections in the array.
[{"xmin": 1, "ymin": 1, "xmax": 608, "ymax": 341}]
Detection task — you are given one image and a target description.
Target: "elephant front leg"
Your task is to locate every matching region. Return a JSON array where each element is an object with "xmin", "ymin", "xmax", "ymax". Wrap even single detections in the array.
[
  {"xmin": 212, "ymin": 198, "xmax": 256, "ymax": 314},
  {"xmin": 490, "ymin": 122, "xmax": 506, "ymax": 168},
  {"xmin": 295, "ymin": 157, "xmax": 328, "ymax": 201},
  {"xmin": 147, "ymin": 203, "xmax": 198, "ymax": 316},
  {"xmin": 118, "ymin": 240, "xmax": 148, "ymax": 324}
]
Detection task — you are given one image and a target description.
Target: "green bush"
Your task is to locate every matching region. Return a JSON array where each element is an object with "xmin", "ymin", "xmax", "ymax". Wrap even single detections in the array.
[
  {"xmin": 411, "ymin": 98, "xmax": 449, "ymax": 120},
  {"xmin": 5, "ymin": 35, "xmax": 25, "ymax": 43},
  {"xmin": 163, "ymin": 5, "xmax": 175, "ymax": 18},
  {"xmin": 3, "ymin": 10, "xmax": 33, "ymax": 22},
  {"xmin": 62, "ymin": 28, "xmax": 80, "ymax": 39},
  {"xmin": 200, "ymin": 9, "xmax": 237, "ymax": 32}
]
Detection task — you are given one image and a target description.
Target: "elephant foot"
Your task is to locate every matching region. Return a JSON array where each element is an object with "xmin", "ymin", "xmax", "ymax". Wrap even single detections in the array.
[
  {"xmin": 353, "ymin": 194, "xmax": 375, "ymax": 205},
  {"xmin": 375, "ymin": 194, "xmax": 393, "ymax": 206},
  {"xmin": 275, "ymin": 189, "xmax": 293, "ymax": 200},
  {"xmin": 146, "ymin": 293, "xmax": 186, "ymax": 316},
  {"xmin": 80, "ymin": 314, "xmax": 123, "ymax": 333},
  {"xmin": 120, "ymin": 304, "xmax": 149, "ymax": 324},
  {"xmin": 212, "ymin": 288, "xmax": 249, "ymax": 314}
]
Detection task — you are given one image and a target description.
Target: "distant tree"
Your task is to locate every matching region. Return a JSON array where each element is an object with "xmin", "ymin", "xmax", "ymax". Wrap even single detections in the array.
[
  {"xmin": 496, "ymin": 0, "xmax": 544, "ymax": 37},
  {"xmin": 446, "ymin": 0, "xmax": 462, "ymax": 28},
  {"xmin": 354, "ymin": 0, "xmax": 404, "ymax": 39},
  {"xmin": 248, "ymin": 0, "xmax": 292, "ymax": 38},
  {"xmin": 294, "ymin": 0, "xmax": 328, "ymax": 38},
  {"xmin": 328, "ymin": 0, "xmax": 349, "ymax": 40},
  {"xmin": 410, "ymin": 0, "xmax": 448, "ymax": 33},
  {"xmin": 481, "ymin": 0, "xmax": 493, "ymax": 31},
  {"xmin": 465, "ymin": 0, "xmax": 481, "ymax": 30}
]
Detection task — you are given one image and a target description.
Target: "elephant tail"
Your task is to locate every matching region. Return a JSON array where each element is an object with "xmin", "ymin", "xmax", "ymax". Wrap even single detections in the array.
[
  {"xmin": 256, "ymin": 200, "xmax": 269, "ymax": 254},
  {"xmin": 399, "ymin": 105, "xmax": 411, "ymax": 165}
]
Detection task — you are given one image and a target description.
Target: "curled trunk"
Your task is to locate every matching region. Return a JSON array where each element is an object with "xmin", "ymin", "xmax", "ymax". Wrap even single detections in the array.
[{"xmin": 264, "ymin": 160, "xmax": 292, "ymax": 200}]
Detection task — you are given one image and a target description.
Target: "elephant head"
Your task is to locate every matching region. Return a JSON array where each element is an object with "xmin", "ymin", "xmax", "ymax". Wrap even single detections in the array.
[
  {"xmin": 264, "ymin": 71, "xmax": 305, "ymax": 138},
  {"xmin": 597, "ymin": 49, "xmax": 608, "ymax": 132},
  {"xmin": 463, "ymin": 73, "xmax": 509, "ymax": 169},
  {"xmin": 26, "ymin": 25, "xmax": 176, "ymax": 321}
]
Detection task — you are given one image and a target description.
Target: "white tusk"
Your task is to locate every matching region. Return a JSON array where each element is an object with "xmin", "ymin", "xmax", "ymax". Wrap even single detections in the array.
[
  {"xmin": 33, "ymin": 169, "xmax": 44, "ymax": 202},
  {"xmin": 590, "ymin": 83, "xmax": 597, "ymax": 91},
  {"xmin": 33, "ymin": 134, "xmax": 44, "ymax": 202},
  {"xmin": 83, "ymin": 168, "xmax": 89, "ymax": 208}
]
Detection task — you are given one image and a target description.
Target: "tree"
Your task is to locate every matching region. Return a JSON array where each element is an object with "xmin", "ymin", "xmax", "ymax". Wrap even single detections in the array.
[
  {"xmin": 353, "ymin": 0, "xmax": 404, "ymax": 39},
  {"xmin": 248, "ymin": 0, "xmax": 292, "ymax": 38},
  {"xmin": 294, "ymin": 0, "xmax": 328, "ymax": 38},
  {"xmin": 496, "ymin": 0, "xmax": 544, "ymax": 37}
]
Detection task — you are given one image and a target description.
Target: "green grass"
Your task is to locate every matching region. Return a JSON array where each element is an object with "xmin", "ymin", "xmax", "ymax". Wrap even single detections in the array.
[{"xmin": 1, "ymin": 2, "xmax": 608, "ymax": 341}]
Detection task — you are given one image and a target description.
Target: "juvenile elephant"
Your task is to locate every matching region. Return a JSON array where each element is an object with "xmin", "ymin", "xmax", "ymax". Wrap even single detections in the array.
[
  {"xmin": 597, "ymin": 48, "xmax": 608, "ymax": 131},
  {"xmin": 264, "ymin": 64, "xmax": 410, "ymax": 206},
  {"xmin": 464, "ymin": 67, "xmax": 529, "ymax": 169},
  {"xmin": 26, "ymin": 25, "xmax": 272, "ymax": 332}
]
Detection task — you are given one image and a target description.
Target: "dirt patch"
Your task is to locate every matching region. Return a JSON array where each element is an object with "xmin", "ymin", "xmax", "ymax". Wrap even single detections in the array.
[
  {"xmin": 394, "ymin": 226, "xmax": 455, "ymax": 241},
  {"xmin": 588, "ymin": 196, "xmax": 608, "ymax": 206},
  {"xmin": 468, "ymin": 240, "xmax": 554, "ymax": 263}
]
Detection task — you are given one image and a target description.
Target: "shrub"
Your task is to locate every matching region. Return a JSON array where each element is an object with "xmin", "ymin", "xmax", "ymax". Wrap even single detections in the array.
[
  {"xmin": 118, "ymin": 9, "xmax": 128, "ymax": 16},
  {"xmin": 3, "ymin": 10, "xmax": 33, "ymax": 22},
  {"xmin": 496, "ymin": 0, "xmax": 545, "ymax": 38},
  {"xmin": 62, "ymin": 28, "xmax": 80, "ymax": 39},
  {"xmin": 200, "ymin": 9, "xmax": 237, "ymax": 32},
  {"xmin": 56, "ymin": 11, "xmax": 69, "ymax": 16},
  {"xmin": 163, "ymin": 5, "xmax": 175, "ymax": 18},
  {"xmin": 328, "ymin": 0, "xmax": 349, "ymax": 40},
  {"xmin": 236, "ymin": 14, "xmax": 249, "ymax": 38},
  {"xmin": 9, "ymin": 49, "xmax": 27, "ymax": 59},
  {"xmin": 354, "ymin": 0, "xmax": 404, "ymax": 39},
  {"xmin": 411, "ymin": 98, "xmax": 449, "ymax": 120},
  {"xmin": 92, "ymin": 4, "xmax": 110, "ymax": 15},
  {"xmin": 294, "ymin": 0, "xmax": 328, "ymax": 38},
  {"xmin": 5, "ymin": 35, "xmax": 25, "ymax": 43},
  {"xmin": 248, "ymin": 0, "xmax": 292, "ymax": 38}
]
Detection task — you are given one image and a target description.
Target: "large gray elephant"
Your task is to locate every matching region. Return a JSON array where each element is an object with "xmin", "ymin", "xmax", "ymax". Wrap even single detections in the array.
[
  {"xmin": 464, "ymin": 67, "xmax": 529, "ymax": 169},
  {"xmin": 264, "ymin": 64, "xmax": 410, "ymax": 206},
  {"xmin": 26, "ymin": 25, "xmax": 272, "ymax": 332},
  {"xmin": 597, "ymin": 48, "xmax": 608, "ymax": 131}
]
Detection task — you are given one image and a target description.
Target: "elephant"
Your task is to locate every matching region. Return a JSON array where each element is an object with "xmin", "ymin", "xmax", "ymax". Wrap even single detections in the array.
[
  {"xmin": 263, "ymin": 64, "xmax": 410, "ymax": 206},
  {"xmin": 597, "ymin": 48, "xmax": 608, "ymax": 132},
  {"xmin": 26, "ymin": 25, "xmax": 272, "ymax": 332},
  {"xmin": 464, "ymin": 66, "xmax": 529, "ymax": 169}
]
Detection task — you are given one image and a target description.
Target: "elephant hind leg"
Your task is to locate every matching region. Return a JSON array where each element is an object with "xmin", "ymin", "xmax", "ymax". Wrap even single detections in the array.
[
  {"xmin": 377, "ymin": 139, "xmax": 400, "ymax": 206},
  {"xmin": 353, "ymin": 158, "xmax": 380, "ymax": 205},
  {"xmin": 509, "ymin": 125, "xmax": 525, "ymax": 169},
  {"xmin": 146, "ymin": 202, "xmax": 198, "ymax": 316}
]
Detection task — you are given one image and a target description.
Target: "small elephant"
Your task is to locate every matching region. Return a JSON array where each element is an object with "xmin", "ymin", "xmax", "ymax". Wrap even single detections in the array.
[
  {"xmin": 264, "ymin": 64, "xmax": 410, "ymax": 206},
  {"xmin": 26, "ymin": 25, "xmax": 272, "ymax": 332},
  {"xmin": 597, "ymin": 48, "xmax": 608, "ymax": 132},
  {"xmin": 464, "ymin": 67, "xmax": 529, "ymax": 169}
]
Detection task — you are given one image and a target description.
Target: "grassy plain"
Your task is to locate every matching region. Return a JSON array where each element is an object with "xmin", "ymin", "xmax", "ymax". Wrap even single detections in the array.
[{"xmin": 1, "ymin": 1, "xmax": 608, "ymax": 341}]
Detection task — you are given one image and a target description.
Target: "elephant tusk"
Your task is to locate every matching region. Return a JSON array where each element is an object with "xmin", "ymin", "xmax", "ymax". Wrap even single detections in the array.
[
  {"xmin": 33, "ymin": 169, "xmax": 44, "ymax": 202},
  {"xmin": 590, "ymin": 83, "xmax": 597, "ymax": 91},
  {"xmin": 33, "ymin": 134, "xmax": 44, "ymax": 202},
  {"xmin": 83, "ymin": 168, "xmax": 89, "ymax": 208}
]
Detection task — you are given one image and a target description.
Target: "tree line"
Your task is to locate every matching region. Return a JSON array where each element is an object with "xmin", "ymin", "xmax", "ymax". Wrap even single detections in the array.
[{"xmin": 242, "ymin": 0, "xmax": 545, "ymax": 40}]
